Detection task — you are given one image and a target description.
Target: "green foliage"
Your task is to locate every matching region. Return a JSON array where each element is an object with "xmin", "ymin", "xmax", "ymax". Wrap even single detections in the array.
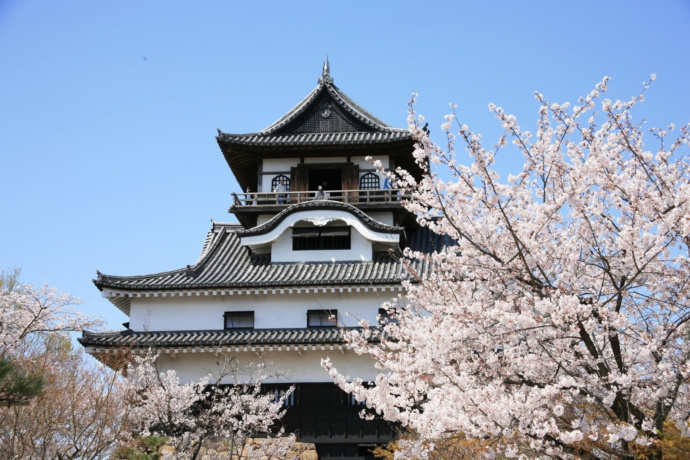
[
  {"xmin": 111, "ymin": 436, "xmax": 170, "ymax": 460},
  {"xmin": 0, "ymin": 357, "xmax": 44, "ymax": 405},
  {"xmin": 1, "ymin": 266, "xmax": 44, "ymax": 406}
]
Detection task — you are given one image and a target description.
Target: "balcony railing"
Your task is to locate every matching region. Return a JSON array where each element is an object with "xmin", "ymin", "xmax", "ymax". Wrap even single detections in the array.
[{"xmin": 231, "ymin": 189, "xmax": 410, "ymax": 208}]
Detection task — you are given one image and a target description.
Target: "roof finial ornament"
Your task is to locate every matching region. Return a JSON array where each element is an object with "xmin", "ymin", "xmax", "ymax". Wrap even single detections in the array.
[{"xmin": 318, "ymin": 55, "xmax": 333, "ymax": 85}]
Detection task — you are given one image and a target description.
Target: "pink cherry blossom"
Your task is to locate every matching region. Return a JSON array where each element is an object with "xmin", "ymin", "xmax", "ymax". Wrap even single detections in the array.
[{"xmin": 326, "ymin": 78, "xmax": 690, "ymax": 458}]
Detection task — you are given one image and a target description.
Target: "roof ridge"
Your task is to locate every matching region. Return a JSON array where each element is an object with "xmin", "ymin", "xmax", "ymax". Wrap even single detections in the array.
[
  {"xmin": 242, "ymin": 67, "xmax": 406, "ymax": 136},
  {"xmin": 94, "ymin": 222, "xmax": 235, "ymax": 287},
  {"xmin": 325, "ymin": 84, "xmax": 396, "ymax": 132},
  {"xmin": 260, "ymin": 85, "xmax": 324, "ymax": 134}
]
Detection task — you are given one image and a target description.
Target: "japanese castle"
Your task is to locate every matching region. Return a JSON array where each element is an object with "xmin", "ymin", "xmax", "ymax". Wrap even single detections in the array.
[{"xmin": 80, "ymin": 60, "xmax": 443, "ymax": 459}]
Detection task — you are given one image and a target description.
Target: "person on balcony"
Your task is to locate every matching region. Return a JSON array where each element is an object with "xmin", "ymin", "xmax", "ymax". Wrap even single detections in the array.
[
  {"xmin": 274, "ymin": 179, "xmax": 287, "ymax": 204},
  {"xmin": 246, "ymin": 187, "xmax": 256, "ymax": 205},
  {"xmin": 315, "ymin": 185, "xmax": 325, "ymax": 200},
  {"xmin": 383, "ymin": 175, "xmax": 392, "ymax": 200}
]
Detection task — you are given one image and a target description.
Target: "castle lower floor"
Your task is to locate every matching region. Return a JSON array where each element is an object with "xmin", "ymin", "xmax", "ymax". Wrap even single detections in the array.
[{"xmin": 264, "ymin": 382, "xmax": 396, "ymax": 460}]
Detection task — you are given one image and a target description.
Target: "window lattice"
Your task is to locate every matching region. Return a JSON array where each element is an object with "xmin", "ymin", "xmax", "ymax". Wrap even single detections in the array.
[
  {"xmin": 307, "ymin": 309, "xmax": 338, "ymax": 327},
  {"xmin": 359, "ymin": 172, "xmax": 380, "ymax": 190},
  {"xmin": 224, "ymin": 312, "xmax": 255, "ymax": 329},
  {"xmin": 293, "ymin": 226, "xmax": 351, "ymax": 251},
  {"xmin": 348, "ymin": 393, "xmax": 367, "ymax": 406},
  {"xmin": 272, "ymin": 389, "xmax": 296, "ymax": 407},
  {"xmin": 271, "ymin": 175, "xmax": 291, "ymax": 192},
  {"xmin": 293, "ymin": 108, "xmax": 356, "ymax": 133}
]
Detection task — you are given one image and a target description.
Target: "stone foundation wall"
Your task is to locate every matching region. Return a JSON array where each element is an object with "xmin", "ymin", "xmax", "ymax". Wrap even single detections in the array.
[{"xmin": 158, "ymin": 437, "xmax": 319, "ymax": 459}]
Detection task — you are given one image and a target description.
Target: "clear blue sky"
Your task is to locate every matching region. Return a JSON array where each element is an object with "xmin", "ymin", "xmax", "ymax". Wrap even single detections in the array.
[{"xmin": 1, "ymin": 0, "xmax": 688, "ymax": 331}]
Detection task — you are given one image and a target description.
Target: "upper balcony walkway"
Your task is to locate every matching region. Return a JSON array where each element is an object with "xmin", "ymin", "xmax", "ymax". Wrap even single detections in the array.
[
  {"xmin": 229, "ymin": 189, "xmax": 412, "ymax": 228},
  {"xmin": 231, "ymin": 189, "xmax": 410, "ymax": 208}
]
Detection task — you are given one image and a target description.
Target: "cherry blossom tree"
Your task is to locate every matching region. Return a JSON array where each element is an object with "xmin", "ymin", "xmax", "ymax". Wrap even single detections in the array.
[
  {"xmin": 1, "ymin": 268, "xmax": 101, "ymax": 405},
  {"xmin": 122, "ymin": 352, "xmax": 294, "ymax": 459},
  {"xmin": 325, "ymin": 77, "xmax": 690, "ymax": 459},
  {"xmin": 1, "ymin": 270, "xmax": 127, "ymax": 458},
  {"xmin": 0, "ymin": 336, "xmax": 131, "ymax": 459}
]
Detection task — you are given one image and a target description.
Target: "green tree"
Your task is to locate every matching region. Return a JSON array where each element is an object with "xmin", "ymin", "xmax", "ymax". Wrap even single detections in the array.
[{"xmin": 0, "ymin": 268, "xmax": 44, "ymax": 406}]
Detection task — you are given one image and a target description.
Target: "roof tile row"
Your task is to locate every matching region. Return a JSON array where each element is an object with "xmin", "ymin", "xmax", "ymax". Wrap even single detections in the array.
[
  {"xmin": 217, "ymin": 130, "xmax": 411, "ymax": 147},
  {"xmin": 79, "ymin": 327, "xmax": 370, "ymax": 349}
]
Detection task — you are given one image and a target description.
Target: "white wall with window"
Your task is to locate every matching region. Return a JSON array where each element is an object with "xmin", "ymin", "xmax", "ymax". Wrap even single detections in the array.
[
  {"xmin": 260, "ymin": 156, "xmax": 390, "ymax": 193},
  {"xmin": 261, "ymin": 158, "xmax": 299, "ymax": 192},
  {"xmin": 240, "ymin": 211, "xmax": 399, "ymax": 264},
  {"xmin": 271, "ymin": 224, "xmax": 371, "ymax": 263},
  {"xmin": 127, "ymin": 290, "xmax": 396, "ymax": 332}
]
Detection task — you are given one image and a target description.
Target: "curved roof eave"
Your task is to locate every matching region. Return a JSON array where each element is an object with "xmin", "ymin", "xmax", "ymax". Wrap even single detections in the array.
[{"xmin": 235, "ymin": 200, "xmax": 404, "ymax": 238}]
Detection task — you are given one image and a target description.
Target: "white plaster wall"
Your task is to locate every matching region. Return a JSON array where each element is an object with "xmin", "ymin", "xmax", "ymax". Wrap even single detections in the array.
[
  {"xmin": 263, "ymin": 158, "xmax": 299, "ymax": 172},
  {"xmin": 261, "ymin": 158, "xmax": 299, "ymax": 192},
  {"xmin": 259, "ymin": 156, "xmax": 390, "ymax": 193},
  {"xmin": 366, "ymin": 212, "xmax": 394, "ymax": 226},
  {"xmin": 259, "ymin": 212, "xmax": 392, "ymax": 227},
  {"xmin": 354, "ymin": 155, "xmax": 388, "ymax": 171},
  {"xmin": 271, "ymin": 225, "xmax": 372, "ymax": 263},
  {"xmin": 241, "ymin": 210, "xmax": 399, "ymax": 252},
  {"xmin": 257, "ymin": 214, "xmax": 274, "ymax": 226},
  {"xmin": 128, "ymin": 290, "xmax": 392, "ymax": 332},
  {"xmin": 153, "ymin": 349, "xmax": 378, "ymax": 384}
]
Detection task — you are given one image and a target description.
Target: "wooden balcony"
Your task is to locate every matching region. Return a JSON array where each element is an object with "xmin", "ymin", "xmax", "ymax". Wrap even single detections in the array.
[
  {"xmin": 232, "ymin": 189, "xmax": 410, "ymax": 207},
  {"xmin": 229, "ymin": 189, "xmax": 412, "ymax": 228}
]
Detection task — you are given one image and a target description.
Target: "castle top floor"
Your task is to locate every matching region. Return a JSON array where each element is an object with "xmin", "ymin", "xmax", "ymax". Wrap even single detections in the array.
[{"xmin": 215, "ymin": 59, "xmax": 420, "ymax": 228}]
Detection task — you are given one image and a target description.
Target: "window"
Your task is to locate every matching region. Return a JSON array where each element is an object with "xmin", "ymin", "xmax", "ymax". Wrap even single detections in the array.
[
  {"xmin": 378, "ymin": 307, "xmax": 399, "ymax": 325},
  {"xmin": 271, "ymin": 388, "xmax": 296, "ymax": 407},
  {"xmin": 271, "ymin": 174, "xmax": 291, "ymax": 192},
  {"xmin": 292, "ymin": 226, "xmax": 351, "ymax": 251},
  {"xmin": 224, "ymin": 311, "xmax": 254, "ymax": 329},
  {"xmin": 359, "ymin": 172, "xmax": 380, "ymax": 190},
  {"xmin": 348, "ymin": 393, "xmax": 366, "ymax": 406},
  {"xmin": 307, "ymin": 309, "xmax": 338, "ymax": 327}
]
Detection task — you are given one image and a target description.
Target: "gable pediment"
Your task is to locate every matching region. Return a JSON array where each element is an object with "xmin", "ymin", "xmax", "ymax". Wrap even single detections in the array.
[
  {"xmin": 291, "ymin": 102, "xmax": 358, "ymax": 134},
  {"xmin": 274, "ymin": 91, "xmax": 371, "ymax": 135}
]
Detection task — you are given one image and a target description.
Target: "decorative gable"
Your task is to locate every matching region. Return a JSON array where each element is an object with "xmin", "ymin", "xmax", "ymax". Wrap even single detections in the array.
[
  {"xmin": 291, "ymin": 102, "xmax": 357, "ymax": 134},
  {"xmin": 236, "ymin": 201, "xmax": 402, "ymax": 263},
  {"xmin": 216, "ymin": 59, "xmax": 418, "ymax": 194}
]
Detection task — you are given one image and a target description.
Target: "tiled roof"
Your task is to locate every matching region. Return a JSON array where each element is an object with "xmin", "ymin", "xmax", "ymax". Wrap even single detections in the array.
[
  {"xmin": 95, "ymin": 224, "xmax": 409, "ymax": 292},
  {"xmin": 235, "ymin": 201, "xmax": 404, "ymax": 237},
  {"xmin": 93, "ymin": 204, "xmax": 449, "ymax": 294},
  {"xmin": 216, "ymin": 71, "xmax": 410, "ymax": 146},
  {"xmin": 216, "ymin": 130, "xmax": 412, "ymax": 147},
  {"xmin": 93, "ymin": 211, "xmax": 434, "ymax": 314},
  {"xmin": 258, "ymin": 74, "xmax": 406, "ymax": 135},
  {"xmin": 215, "ymin": 67, "xmax": 416, "ymax": 193},
  {"xmin": 79, "ymin": 327, "xmax": 372, "ymax": 350}
]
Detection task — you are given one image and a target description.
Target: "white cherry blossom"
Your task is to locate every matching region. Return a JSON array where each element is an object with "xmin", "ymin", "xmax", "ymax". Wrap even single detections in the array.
[{"xmin": 325, "ymin": 77, "xmax": 690, "ymax": 458}]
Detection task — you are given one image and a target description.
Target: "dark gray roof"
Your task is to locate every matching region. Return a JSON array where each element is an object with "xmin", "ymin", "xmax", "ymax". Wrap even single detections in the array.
[
  {"xmin": 232, "ymin": 64, "xmax": 408, "ymax": 137},
  {"xmin": 236, "ymin": 201, "xmax": 404, "ymax": 237},
  {"xmin": 79, "ymin": 327, "xmax": 372, "ymax": 350},
  {"xmin": 216, "ymin": 72, "xmax": 411, "ymax": 145},
  {"xmin": 94, "ymin": 229, "xmax": 406, "ymax": 291},
  {"xmin": 258, "ymin": 76, "xmax": 402, "ymax": 134},
  {"xmin": 93, "ymin": 206, "xmax": 450, "ymax": 297},
  {"xmin": 216, "ymin": 130, "xmax": 411, "ymax": 147},
  {"xmin": 95, "ymin": 224, "xmax": 409, "ymax": 293},
  {"xmin": 215, "ymin": 65, "xmax": 416, "ymax": 193},
  {"xmin": 93, "ymin": 206, "xmax": 432, "ymax": 316}
]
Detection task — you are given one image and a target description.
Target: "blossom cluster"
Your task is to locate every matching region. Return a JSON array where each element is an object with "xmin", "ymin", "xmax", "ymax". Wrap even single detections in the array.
[
  {"xmin": 327, "ymin": 77, "xmax": 690, "ymax": 458},
  {"xmin": 122, "ymin": 353, "xmax": 293, "ymax": 459},
  {"xmin": 1, "ymin": 283, "xmax": 100, "ymax": 357}
]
